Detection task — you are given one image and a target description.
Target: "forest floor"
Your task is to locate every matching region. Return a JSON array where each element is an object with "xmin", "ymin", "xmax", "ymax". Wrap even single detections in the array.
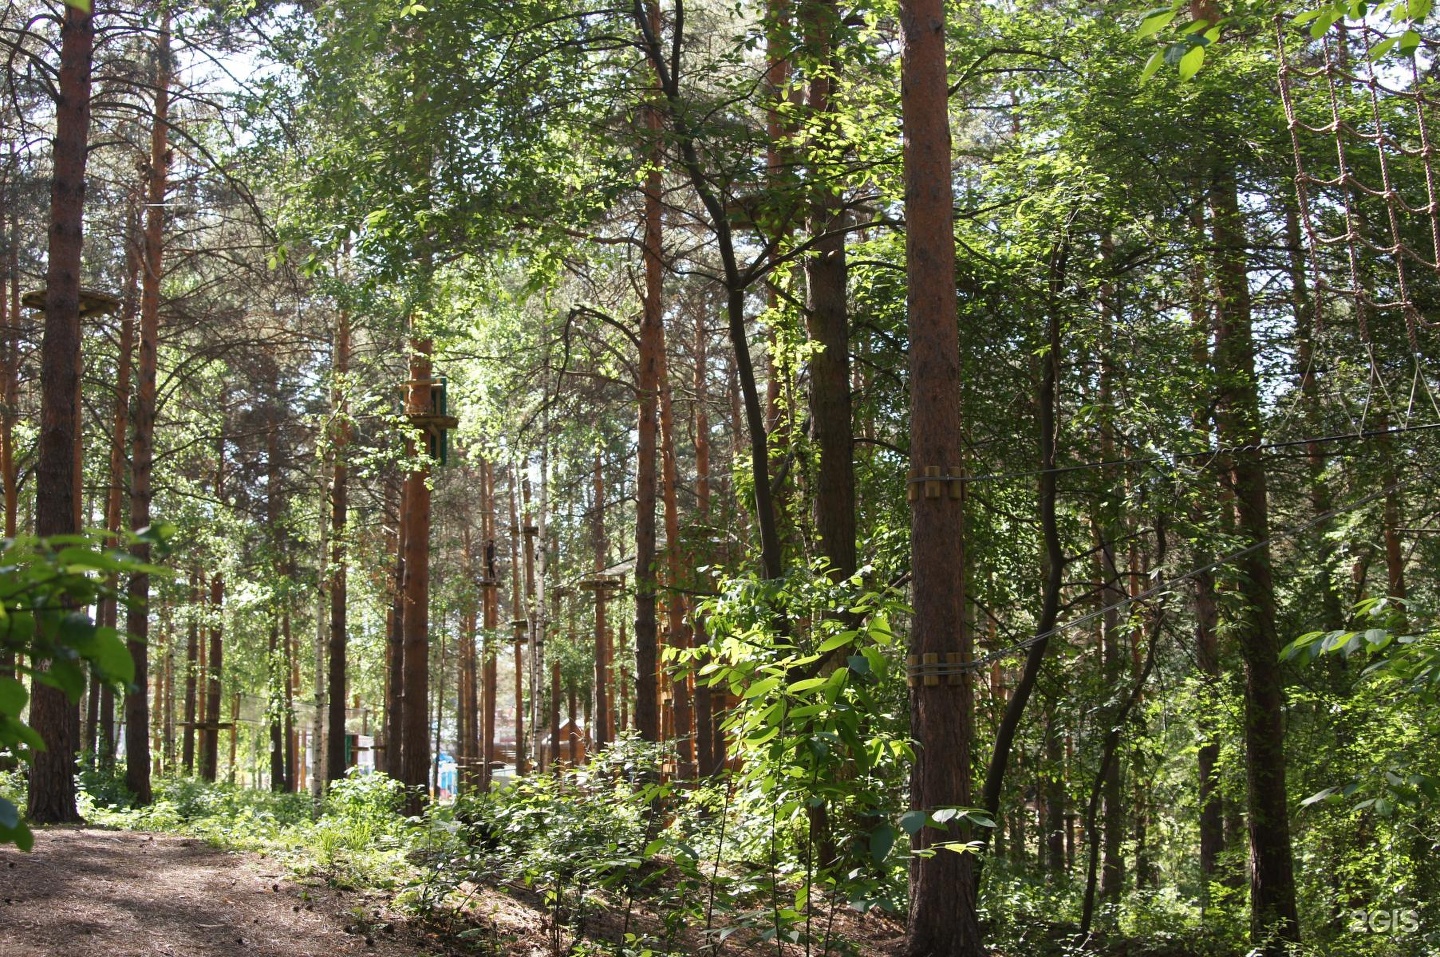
[
  {"xmin": 0, "ymin": 827, "xmax": 430, "ymax": 957},
  {"xmin": 0, "ymin": 826, "xmax": 910, "ymax": 957}
]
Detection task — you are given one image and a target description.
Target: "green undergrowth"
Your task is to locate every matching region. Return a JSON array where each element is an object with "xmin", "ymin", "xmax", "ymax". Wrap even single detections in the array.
[
  {"xmin": 80, "ymin": 765, "xmax": 417, "ymax": 890},
  {"xmin": 56, "ymin": 757, "xmax": 1436, "ymax": 957}
]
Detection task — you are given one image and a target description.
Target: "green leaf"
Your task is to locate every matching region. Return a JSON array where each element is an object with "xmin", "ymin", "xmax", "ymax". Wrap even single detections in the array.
[
  {"xmin": 90, "ymin": 629, "xmax": 136, "ymax": 687},
  {"xmin": 869, "ymin": 824, "xmax": 896, "ymax": 863},
  {"xmin": 899, "ymin": 810, "xmax": 928, "ymax": 835},
  {"xmin": 1399, "ymin": 28, "xmax": 1422, "ymax": 54},
  {"xmin": 786, "ymin": 676, "xmax": 826, "ymax": 695},
  {"xmin": 744, "ymin": 725, "xmax": 780, "ymax": 746},
  {"xmin": 1178, "ymin": 44, "xmax": 1205, "ymax": 80},
  {"xmin": 742, "ymin": 676, "xmax": 780, "ymax": 700},
  {"xmin": 0, "ymin": 676, "xmax": 26, "ymax": 714},
  {"xmin": 0, "ymin": 807, "xmax": 33, "ymax": 851},
  {"xmin": 36, "ymin": 658, "xmax": 86, "ymax": 699},
  {"xmin": 1311, "ymin": 10, "xmax": 1345, "ymax": 37},
  {"xmin": 1140, "ymin": 50, "xmax": 1165, "ymax": 81},
  {"xmin": 1368, "ymin": 33, "xmax": 1402, "ymax": 59},
  {"xmin": 1137, "ymin": 7, "xmax": 1177, "ymax": 39},
  {"xmin": 816, "ymin": 631, "xmax": 855, "ymax": 654}
]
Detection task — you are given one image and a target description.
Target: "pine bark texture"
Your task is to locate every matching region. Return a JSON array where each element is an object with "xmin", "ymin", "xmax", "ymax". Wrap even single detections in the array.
[
  {"xmin": 633, "ymin": 70, "xmax": 663, "ymax": 743},
  {"xmin": 27, "ymin": 0, "xmax": 96, "ymax": 826},
  {"xmin": 326, "ymin": 312, "xmax": 351, "ymax": 783},
  {"xmin": 898, "ymin": 0, "xmax": 983, "ymax": 949},
  {"xmin": 121, "ymin": 22, "xmax": 170, "ymax": 807},
  {"xmin": 803, "ymin": 0, "xmax": 856, "ymax": 582},
  {"xmin": 202, "ymin": 572, "xmax": 224, "ymax": 782}
]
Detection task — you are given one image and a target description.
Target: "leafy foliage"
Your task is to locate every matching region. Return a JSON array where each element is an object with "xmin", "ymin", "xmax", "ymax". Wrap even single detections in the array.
[{"xmin": 0, "ymin": 529, "xmax": 171, "ymax": 848}]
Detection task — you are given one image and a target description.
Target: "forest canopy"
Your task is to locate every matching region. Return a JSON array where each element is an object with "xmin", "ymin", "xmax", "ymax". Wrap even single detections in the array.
[{"xmin": 0, "ymin": 0, "xmax": 1437, "ymax": 955}]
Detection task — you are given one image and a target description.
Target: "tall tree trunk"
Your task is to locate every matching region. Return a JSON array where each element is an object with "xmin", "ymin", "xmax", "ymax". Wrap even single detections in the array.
[
  {"xmin": 1043, "ymin": 696, "xmax": 1066, "ymax": 879},
  {"xmin": 1095, "ymin": 238, "xmax": 1126, "ymax": 912},
  {"xmin": 27, "ymin": 0, "xmax": 96, "ymax": 826},
  {"xmin": 202, "ymin": 571, "xmax": 224, "ymax": 782},
  {"xmin": 161, "ymin": 611, "xmax": 175, "ymax": 772},
  {"xmin": 1195, "ymin": 562, "xmax": 1225, "ymax": 885},
  {"xmin": 326, "ymin": 310, "xmax": 351, "ymax": 784},
  {"xmin": 267, "ymin": 421, "xmax": 287, "ymax": 793},
  {"xmin": 509, "ymin": 468, "xmax": 526, "ymax": 774},
  {"xmin": 549, "ymin": 659, "xmax": 562, "ymax": 767},
  {"xmin": 268, "ymin": 608, "xmax": 286, "ymax": 790},
  {"xmin": 312, "ymin": 523, "xmax": 327, "ymax": 801},
  {"xmin": 182, "ymin": 572, "xmax": 200, "ymax": 774},
  {"xmin": 400, "ymin": 338, "xmax": 433, "ymax": 811},
  {"xmin": 0, "ymin": 189, "xmax": 17, "ymax": 686},
  {"xmin": 151, "ymin": 613, "xmax": 167, "ymax": 774},
  {"xmin": 482, "ymin": 459, "xmax": 498, "ymax": 787},
  {"xmin": 1, "ymin": 172, "xmax": 19, "ymax": 543},
  {"xmin": 634, "ymin": 44, "xmax": 664, "ymax": 744},
  {"xmin": 1188, "ymin": 194, "xmax": 1227, "ymax": 891},
  {"xmin": 567, "ymin": 679, "xmax": 578, "ymax": 765},
  {"xmin": 384, "ymin": 478, "xmax": 405, "ymax": 777},
  {"xmin": 522, "ymin": 474, "xmax": 541, "ymax": 771},
  {"xmin": 432, "ymin": 627, "xmax": 445, "ymax": 795},
  {"xmin": 657, "ymin": 341, "xmax": 692, "ymax": 772},
  {"xmin": 978, "ymin": 247, "xmax": 1066, "ymax": 866},
  {"xmin": 1285, "ymin": 204, "xmax": 1344, "ymax": 632},
  {"xmin": 802, "ymin": 0, "xmax": 856, "ymax": 583},
  {"xmin": 285, "ymin": 601, "xmax": 298, "ymax": 791},
  {"xmin": 459, "ymin": 524, "xmax": 479, "ymax": 789},
  {"xmin": 1206, "ymin": 156, "xmax": 1301, "ymax": 954},
  {"xmin": 1375, "ymin": 411, "xmax": 1407, "ymax": 611},
  {"xmin": 95, "ymin": 205, "xmax": 139, "ymax": 771},
  {"xmin": 633, "ymin": 0, "xmax": 783, "ymax": 581},
  {"xmin": 201, "ymin": 427, "xmax": 225, "ymax": 784},
  {"xmin": 692, "ymin": 313, "xmax": 717, "ymax": 774},
  {"xmin": 591, "ymin": 453, "xmax": 610, "ymax": 752},
  {"xmin": 120, "ymin": 19, "xmax": 170, "ymax": 808},
  {"xmin": 898, "ymin": 0, "xmax": 982, "ymax": 948}
]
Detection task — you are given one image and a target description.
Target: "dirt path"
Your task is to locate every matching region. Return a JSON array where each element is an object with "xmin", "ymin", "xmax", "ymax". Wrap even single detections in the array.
[{"xmin": 0, "ymin": 827, "xmax": 427, "ymax": 957}]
